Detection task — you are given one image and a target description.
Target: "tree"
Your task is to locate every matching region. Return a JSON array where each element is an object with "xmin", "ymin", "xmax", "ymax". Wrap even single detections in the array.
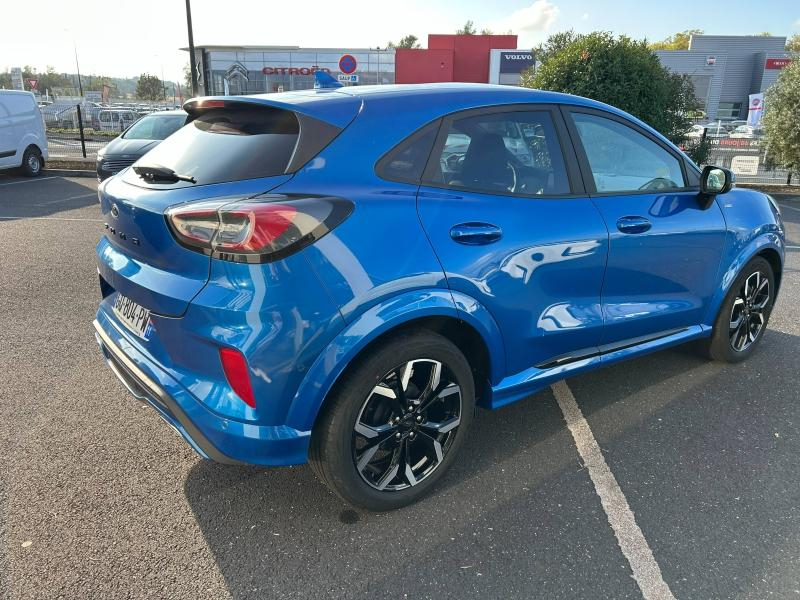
[
  {"xmin": 649, "ymin": 29, "xmax": 703, "ymax": 50},
  {"xmin": 522, "ymin": 31, "xmax": 700, "ymax": 144},
  {"xmin": 456, "ymin": 20, "xmax": 476, "ymax": 35},
  {"xmin": 763, "ymin": 59, "xmax": 800, "ymax": 175},
  {"xmin": 480, "ymin": 28, "xmax": 494, "ymax": 35},
  {"xmin": 387, "ymin": 35, "xmax": 420, "ymax": 49},
  {"xmin": 786, "ymin": 34, "xmax": 800, "ymax": 52},
  {"xmin": 136, "ymin": 73, "xmax": 163, "ymax": 101}
]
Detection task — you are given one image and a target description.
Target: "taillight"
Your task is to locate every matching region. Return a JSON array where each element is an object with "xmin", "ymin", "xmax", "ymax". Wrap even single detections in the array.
[
  {"xmin": 219, "ymin": 347, "xmax": 256, "ymax": 409},
  {"xmin": 165, "ymin": 195, "xmax": 352, "ymax": 263}
]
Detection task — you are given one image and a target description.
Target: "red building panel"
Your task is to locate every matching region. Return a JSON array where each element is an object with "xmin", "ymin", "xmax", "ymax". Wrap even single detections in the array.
[
  {"xmin": 396, "ymin": 34, "xmax": 519, "ymax": 84},
  {"xmin": 395, "ymin": 48, "xmax": 453, "ymax": 84}
]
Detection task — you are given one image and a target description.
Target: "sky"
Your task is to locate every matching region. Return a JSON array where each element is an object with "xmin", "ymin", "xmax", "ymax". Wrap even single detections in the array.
[{"xmin": 1, "ymin": 0, "xmax": 799, "ymax": 81}]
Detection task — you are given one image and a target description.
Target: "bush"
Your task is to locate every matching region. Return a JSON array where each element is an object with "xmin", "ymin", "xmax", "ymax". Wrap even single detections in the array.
[{"xmin": 522, "ymin": 31, "xmax": 699, "ymax": 145}]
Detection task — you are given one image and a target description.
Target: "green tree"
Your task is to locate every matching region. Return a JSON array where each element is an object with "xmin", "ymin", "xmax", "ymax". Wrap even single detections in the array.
[
  {"xmin": 387, "ymin": 35, "xmax": 421, "ymax": 49},
  {"xmin": 480, "ymin": 28, "xmax": 494, "ymax": 35},
  {"xmin": 786, "ymin": 34, "xmax": 800, "ymax": 52},
  {"xmin": 763, "ymin": 59, "xmax": 800, "ymax": 175},
  {"xmin": 522, "ymin": 31, "xmax": 700, "ymax": 144},
  {"xmin": 649, "ymin": 29, "xmax": 703, "ymax": 50},
  {"xmin": 183, "ymin": 64, "xmax": 193, "ymax": 94},
  {"xmin": 136, "ymin": 73, "xmax": 163, "ymax": 101},
  {"xmin": 456, "ymin": 20, "xmax": 476, "ymax": 35}
]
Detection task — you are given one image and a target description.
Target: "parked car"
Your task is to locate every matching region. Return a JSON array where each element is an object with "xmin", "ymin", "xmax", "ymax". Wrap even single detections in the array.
[
  {"xmin": 0, "ymin": 90, "xmax": 48, "ymax": 176},
  {"xmin": 94, "ymin": 109, "xmax": 138, "ymax": 132},
  {"xmin": 96, "ymin": 110, "xmax": 187, "ymax": 181},
  {"xmin": 686, "ymin": 124, "xmax": 707, "ymax": 139},
  {"xmin": 93, "ymin": 84, "xmax": 784, "ymax": 511},
  {"xmin": 729, "ymin": 125, "xmax": 762, "ymax": 139}
]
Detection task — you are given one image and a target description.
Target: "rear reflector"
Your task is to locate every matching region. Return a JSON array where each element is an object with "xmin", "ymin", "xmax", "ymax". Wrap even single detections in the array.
[{"xmin": 219, "ymin": 347, "xmax": 256, "ymax": 409}]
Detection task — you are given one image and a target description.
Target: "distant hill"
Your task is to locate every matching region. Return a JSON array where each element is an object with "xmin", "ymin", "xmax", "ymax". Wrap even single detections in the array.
[{"xmin": 1, "ymin": 68, "xmax": 179, "ymax": 99}]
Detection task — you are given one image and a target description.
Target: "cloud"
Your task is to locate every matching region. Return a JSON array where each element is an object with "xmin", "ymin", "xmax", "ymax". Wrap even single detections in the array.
[
  {"xmin": 492, "ymin": 0, "xmax": 560, "ymax": 35},
  {"xmin": 581, "ymin": 13, "xmax": 590, "ymax": 21}
]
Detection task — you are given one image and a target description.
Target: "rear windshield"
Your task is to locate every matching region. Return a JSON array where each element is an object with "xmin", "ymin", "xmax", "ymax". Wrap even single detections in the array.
[
  {"xmin": 127, "ymin": 106, "xmax": 299, "ymax": 187},
  {"xmin": 123, "ymin": 114, "xmax": 186, "ymax": 141}
]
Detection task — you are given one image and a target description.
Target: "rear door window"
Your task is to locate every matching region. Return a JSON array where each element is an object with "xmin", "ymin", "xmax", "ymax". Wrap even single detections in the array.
[
  {"xmin": 125, "ymin": 106, "xmax": 301, "ymax": 187},
  {"xmin": 426, "ymin": 110, "xmax": 571, "ymax": 196}
]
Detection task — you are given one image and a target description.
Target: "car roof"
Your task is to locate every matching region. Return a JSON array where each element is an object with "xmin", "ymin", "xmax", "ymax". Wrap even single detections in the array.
[{"xmin": 187, "ymin": 83, "xmax": 678, "ymax": 151}]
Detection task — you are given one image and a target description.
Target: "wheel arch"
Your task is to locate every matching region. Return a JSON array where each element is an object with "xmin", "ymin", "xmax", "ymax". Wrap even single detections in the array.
[
  {"xmin": 704, "ymin": 234, "xmax": 784, "ymax": 327},
  {"xmin": 285, "ymin": 289, "xmax": 505, "ymax": 433}
]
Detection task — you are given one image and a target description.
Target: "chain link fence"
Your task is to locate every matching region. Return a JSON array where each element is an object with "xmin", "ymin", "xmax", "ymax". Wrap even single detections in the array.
[{"xmin": 39, "ymin": 101, "xmax": 178, "ymax": 161}]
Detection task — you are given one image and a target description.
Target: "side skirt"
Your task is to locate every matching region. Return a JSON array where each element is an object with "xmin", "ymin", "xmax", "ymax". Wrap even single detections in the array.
[{"xmin": 487, "ymin": 325, "xmax": 710, "ymax": 410}]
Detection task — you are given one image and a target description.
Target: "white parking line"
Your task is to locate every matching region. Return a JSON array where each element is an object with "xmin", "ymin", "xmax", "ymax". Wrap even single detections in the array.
[
  {"xmin": 778, "ymin": 203, "xmax": 800, "ymax": 213},
  {"xmin": 0, "ymin": 176, "xmax": 58, "ymax": 187},
  {"xmin": 552, "ymin": 380, "xmax": 676, "ymax": 600}
]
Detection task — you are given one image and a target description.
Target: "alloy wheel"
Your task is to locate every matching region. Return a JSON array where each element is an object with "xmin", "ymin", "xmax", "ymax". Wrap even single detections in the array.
[
  {"xmin": 27, "ymin": 154, "xmax": 41, "ymax": 174},
  {"xmin": 352, "ymin": 359, "xmax": 462, "ymax": 491},
  {"xmin": 729, "ymin": 270, "xmax": 770, "ymax": 352}
]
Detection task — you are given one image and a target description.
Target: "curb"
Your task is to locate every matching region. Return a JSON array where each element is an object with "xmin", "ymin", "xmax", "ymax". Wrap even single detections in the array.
[{"xmin": 42, "ymin": 169, "xmax": 96, "ymax": 179}]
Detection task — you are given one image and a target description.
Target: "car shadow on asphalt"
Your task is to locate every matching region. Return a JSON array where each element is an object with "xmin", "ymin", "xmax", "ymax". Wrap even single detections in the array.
[
  {"xmin": 183, "ymin": 331, "xmax": 784, "ymax": 598},
  {"xmin": 0, "ymin": 176, "xmax": 98, "ymax": 219}
]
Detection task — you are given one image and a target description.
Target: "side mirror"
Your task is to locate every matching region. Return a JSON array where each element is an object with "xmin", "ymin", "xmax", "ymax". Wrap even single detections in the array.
[{"xmin": 699, "ymin": 166, "xmax": 734, "ymax": 205}]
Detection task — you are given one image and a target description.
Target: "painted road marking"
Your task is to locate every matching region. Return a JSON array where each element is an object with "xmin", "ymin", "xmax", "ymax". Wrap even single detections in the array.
[
  {"xmin": 552, "ymin": 380, "xmax": 676, "ymax": 600},
  {"xmin": 0, "ymin": 176, "xmax": 58, "ymax": 187},
  {"xmin": 778, "ymin": 203, "xmax": 800, "ymax": 213}
]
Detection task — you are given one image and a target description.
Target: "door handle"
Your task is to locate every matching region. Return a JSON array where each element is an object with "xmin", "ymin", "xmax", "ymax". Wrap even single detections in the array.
[
  {"xmin": 450, "ymin": 222, "xmax": 503, "ymax": 245},
  {"xmin": 616, "ymin": 216, "xmax": 652, "ymax": 234}
]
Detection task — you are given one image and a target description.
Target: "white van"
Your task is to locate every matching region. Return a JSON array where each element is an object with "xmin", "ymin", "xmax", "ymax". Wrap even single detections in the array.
[
  {"xmin": 0, "ymin": 90, "xmax": 48, "ymax": 176},
  {"xmin": 95, "ymin": 109, "xmax": 138, "ymax": 132}
]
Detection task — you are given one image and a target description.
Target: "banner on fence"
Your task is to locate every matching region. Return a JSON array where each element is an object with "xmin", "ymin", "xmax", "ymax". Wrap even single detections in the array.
[{"xmin": 731, "ymin": 155, "xmax": 760, "ymax": 176}]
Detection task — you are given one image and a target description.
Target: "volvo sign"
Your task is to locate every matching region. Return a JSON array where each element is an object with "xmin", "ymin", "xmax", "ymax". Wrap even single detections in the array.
[{"xmin": 499, "ymin": 51, "xmax": 535, "ymax": 74}]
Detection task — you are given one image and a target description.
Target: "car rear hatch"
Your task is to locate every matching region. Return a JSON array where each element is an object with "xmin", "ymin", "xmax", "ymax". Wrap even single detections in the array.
[{"xmin": 97, "ymin": 92, "xmax": 361, "ymax": 317}]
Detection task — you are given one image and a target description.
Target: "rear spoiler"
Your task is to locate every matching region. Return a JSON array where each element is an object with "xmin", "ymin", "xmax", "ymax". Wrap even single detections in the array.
[{"xmin": 183, "ymin": 91, "xmax": 361, "ymax": 129}]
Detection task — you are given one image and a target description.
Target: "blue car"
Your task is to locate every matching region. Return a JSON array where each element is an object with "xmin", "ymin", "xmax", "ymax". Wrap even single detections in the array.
[{"xmin": 94, "ymin": 83, "xmax": 784, "ymax": 510}]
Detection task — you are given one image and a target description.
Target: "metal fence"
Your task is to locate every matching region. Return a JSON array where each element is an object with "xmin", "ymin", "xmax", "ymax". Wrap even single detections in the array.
[
  {"xmin": 685, "ymin": 131, "xmax": 797, "ymax": 187},
  {"xmin": 40, "ymin": 101, "xmax": 178, "ymax": 161}
]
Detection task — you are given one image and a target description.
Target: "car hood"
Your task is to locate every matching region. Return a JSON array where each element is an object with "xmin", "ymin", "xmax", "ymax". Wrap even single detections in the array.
[{"xmin": 100, "ymin": 137, "xmax": 161, "ymax": 158}]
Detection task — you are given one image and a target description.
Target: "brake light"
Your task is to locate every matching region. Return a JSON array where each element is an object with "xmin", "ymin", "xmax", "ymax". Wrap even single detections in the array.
[
  {"xmin": 165, "ymin": 195, "xmax": 352, "ymax": 263},
  {"xmin": 219, "ymin": 347, "xmax": 256, "ymax": 409}
]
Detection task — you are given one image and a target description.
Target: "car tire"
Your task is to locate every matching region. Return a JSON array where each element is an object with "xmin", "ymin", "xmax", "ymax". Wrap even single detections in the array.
[
  {"xmin": 309, "ymin": 329, "xmax": 475, "ymax": 511},
  {"xmin": 20, "ymin": 147, "xmax": 43, "ymax": 177},
  {"xmin": 705, "ymin": 256, "xmax": 775, "ymax": 363}
]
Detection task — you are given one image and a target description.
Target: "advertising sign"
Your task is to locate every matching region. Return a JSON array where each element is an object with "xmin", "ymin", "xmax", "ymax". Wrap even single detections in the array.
[
  {"xmin": 731, "ymin": 155, "xmax": 760, "ymax": 176},
  {"xmin": 10, "ymin": 67, "xmax": 24, "ymax": 91},
  {"xmin": 747, "ymin": 93, "xmax": 764, "ymax": 127},
  {"xmin": 499, "ymin": 51, "xmax": 535, "ymax": 74},
  {"xmin": 765, "ymin": 58, "xmax": 792, "ymax": 70},
  {"xmin": 84, "ymin": 91, "xmax": 102, "ymax": 103}
]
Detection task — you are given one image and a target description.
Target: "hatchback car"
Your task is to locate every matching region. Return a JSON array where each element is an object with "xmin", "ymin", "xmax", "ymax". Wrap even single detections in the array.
[
  {"xmin": 94, "ymin": 83, "xmax": 784, "ymax": 511},
  {"xmin": 96, "ymin": 110, "xmax": 187, "ymax": 181}
]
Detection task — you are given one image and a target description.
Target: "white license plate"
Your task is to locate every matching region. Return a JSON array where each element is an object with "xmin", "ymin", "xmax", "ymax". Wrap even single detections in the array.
[{"xmin": 112, "ymin": 293, "xmax": 151, "ymax": 339}]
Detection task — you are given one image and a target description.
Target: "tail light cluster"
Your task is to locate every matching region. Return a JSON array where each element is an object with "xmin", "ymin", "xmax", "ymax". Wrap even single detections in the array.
[{"xmin": 165, "ymin": 195, "xmax": 353, "ymax": 263}]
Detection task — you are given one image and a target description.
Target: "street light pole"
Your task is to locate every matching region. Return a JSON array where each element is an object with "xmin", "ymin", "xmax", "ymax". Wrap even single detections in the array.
[
  {"xmin": 73, "ymin": 40, "xmax": 83, "ymax": 97},
  {"xmin": 185, "ymin": 0, "xmax": 199, "ymax": 96}
]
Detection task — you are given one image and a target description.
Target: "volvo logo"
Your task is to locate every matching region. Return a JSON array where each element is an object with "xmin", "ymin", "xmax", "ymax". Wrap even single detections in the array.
[{"xmin": 110, "ymin": 203, "xmax": 119, "ymax": 218}]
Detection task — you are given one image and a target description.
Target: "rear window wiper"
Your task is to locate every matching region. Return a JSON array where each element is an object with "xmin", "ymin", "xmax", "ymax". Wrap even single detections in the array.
[{"xmin": 133, "ymin": 163, "xmax": 196, "ymax": 184}]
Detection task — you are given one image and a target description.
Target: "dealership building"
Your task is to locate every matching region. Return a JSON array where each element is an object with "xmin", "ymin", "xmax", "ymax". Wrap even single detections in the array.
[
  {"xmin": 186, "ymin": 34, "xmax": 534, "ymax": 96},
  {"xmin": 655, "ymin": 34, "xmax": 794, "ymax": 120},
  {"xmin": 187, "ymin": 33, "xmax": 794, "ymax": 121}
]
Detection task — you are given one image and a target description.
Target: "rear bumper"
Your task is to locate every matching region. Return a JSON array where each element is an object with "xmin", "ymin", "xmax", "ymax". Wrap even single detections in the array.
[{"xmin": 93, "ymin": 314, "xmax": 312, "ymax": 466}]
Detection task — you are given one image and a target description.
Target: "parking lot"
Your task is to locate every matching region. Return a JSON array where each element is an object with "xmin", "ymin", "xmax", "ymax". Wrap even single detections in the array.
[{"xmin": 0, "ymin": 174, "xmax": 798, "ymax": 599}]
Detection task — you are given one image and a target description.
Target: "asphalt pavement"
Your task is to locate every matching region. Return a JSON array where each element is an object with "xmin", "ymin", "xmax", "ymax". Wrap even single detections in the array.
[{"xmin": 0, "ymin": 173, "xmax": 798, "ymax": 599}]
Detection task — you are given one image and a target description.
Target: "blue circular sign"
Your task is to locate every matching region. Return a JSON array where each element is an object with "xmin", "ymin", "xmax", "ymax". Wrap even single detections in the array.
[{"xmin": 339, "ymin": 54, "xmax": 357, "ymax": 75}]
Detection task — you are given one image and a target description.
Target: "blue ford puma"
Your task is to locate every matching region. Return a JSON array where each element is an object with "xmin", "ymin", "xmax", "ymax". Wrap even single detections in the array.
[{"xmin": 94, "ymin": 82, "xmax": 784, "ymax": 510}]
